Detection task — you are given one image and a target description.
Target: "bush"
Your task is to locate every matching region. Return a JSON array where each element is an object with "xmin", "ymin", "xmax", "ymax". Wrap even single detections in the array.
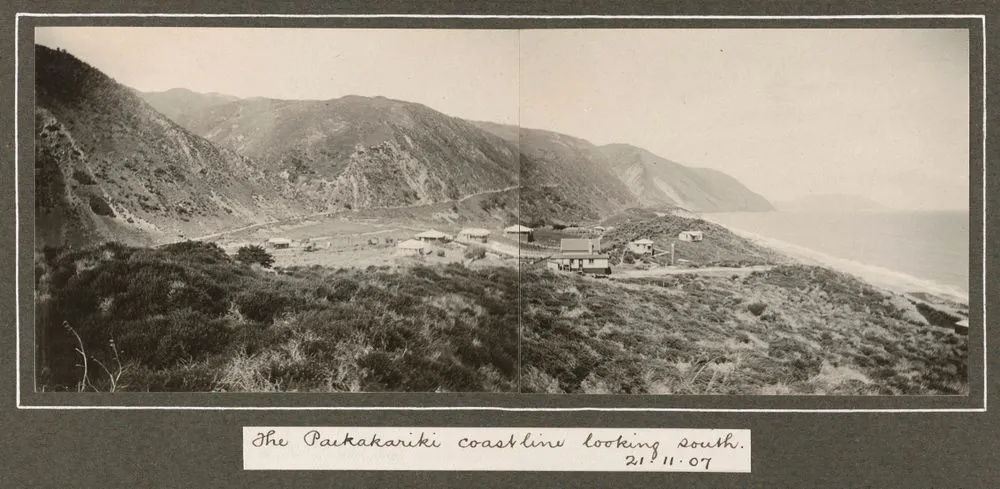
[
  {"xmin": 436, "ymin": 250, "xmax": 445, "ymax": 257},
  {"xmin": 236, "ymin": 288, "xmax": 301, "ymax": 324},
  {"xmin": 236, "ymin": 245, "xmax": 274, "ymax": 268},
  {"xmin": 464, "ymin": 246, "xmax": 487, "ymax": 260},
  {"xmin": 72, "ymin": 169, "xmax": 96, "ymax": 184},
  {"xmin": 747, "ymin": 302, "xmax": 768, "ymax": 317},
  {"xmin": 88, "ymin": 195, "xmax": 115, "ymax": 217}
]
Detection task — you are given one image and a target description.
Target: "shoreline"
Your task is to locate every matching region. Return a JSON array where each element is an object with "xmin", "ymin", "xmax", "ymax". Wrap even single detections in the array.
[{"xmin": 699, "ymin": 214, "xmax": 970, "ymax": 309}]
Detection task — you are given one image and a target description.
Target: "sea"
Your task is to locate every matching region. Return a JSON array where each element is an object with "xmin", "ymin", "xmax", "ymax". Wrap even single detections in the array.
[{"xmin": 704, "ymin": 210, "xmax": 971, "ymax": 304}]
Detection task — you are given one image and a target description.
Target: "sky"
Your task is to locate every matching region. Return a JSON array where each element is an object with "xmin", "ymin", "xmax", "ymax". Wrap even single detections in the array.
[
  {"xmin": 36, "ymin": 27, "xmax": 970, "ymax": 210},
  {"xmin": 35, "ymin": 27, "xmax": 520, "ymax": 124}
]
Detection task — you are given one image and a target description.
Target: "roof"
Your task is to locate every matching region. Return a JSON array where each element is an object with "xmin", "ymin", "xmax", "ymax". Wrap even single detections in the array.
[
  {"xmin": 632, "ymin": 239, "xmax": 654, "ymax": 244},
  {"xmin": 397, "ymin": 239, "xmax": 428, "ymax": 249},
  {"xmin": 415, "ymin": 229, "xmax": 449, "ymax": 239},
  {"xmin": 561, "ymin": 238, "xmax": 600, "ymax": 253},
  {"xmin": 459, "ymin": 228, "xmax": 491, "ymax": 237},
  {"xmin": 266, "ymin": 238, "xmax": 292, "ymax": 244},
  {"xmin": 504, "ymin": 225, "xmax": 532, "ymax": 233},
  {"xmin": 681, "ymin": 230, "xmax": 704, "ymax": 235},
  {"xmin": 955, "ymin": 319, "xmax": 970, "ymax": 327}
]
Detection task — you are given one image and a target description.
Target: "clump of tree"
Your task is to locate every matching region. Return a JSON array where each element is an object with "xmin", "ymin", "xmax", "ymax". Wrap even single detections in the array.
[
  {"xmin": 236, "ymin": 245, "xmax": 274, "ymax": 268},
  {"xmin": 464, "ymin": 245, "xmax": 487, "ymax": 260}
]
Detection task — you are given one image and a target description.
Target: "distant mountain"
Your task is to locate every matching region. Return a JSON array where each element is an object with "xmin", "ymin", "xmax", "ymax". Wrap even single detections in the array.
[
  {"xmin": 34, "ymin": 45, "xmax": 312, "ymax": 248},
  {"xmin": 775, "ymin": 193, "xmax": 890, "ymax": 212},
  {"xmin": 138, "ymin": 87, "xmax": 239, "ymax": 122},
  {"xmin": 598, "ymin": 144, "xmax": 774, "ymax": 212},
  {"xmin": 145, "ymin": 92, "xmax": 640, "ymax": 222},
  {"xmin": 472, "ymin": 122, "xmax": 772, "ymax": 215}
]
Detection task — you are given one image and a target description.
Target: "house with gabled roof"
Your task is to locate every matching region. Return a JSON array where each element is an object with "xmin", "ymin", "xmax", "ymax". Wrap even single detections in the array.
[{"xmin": 549, "ymin": 238, "xmax": 610, "ymax": 275}]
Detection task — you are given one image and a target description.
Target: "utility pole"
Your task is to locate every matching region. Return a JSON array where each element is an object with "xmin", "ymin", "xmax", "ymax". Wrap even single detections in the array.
[{"xmin": 671, "ymin": 243, "xmax": 675, "ymax": 266}]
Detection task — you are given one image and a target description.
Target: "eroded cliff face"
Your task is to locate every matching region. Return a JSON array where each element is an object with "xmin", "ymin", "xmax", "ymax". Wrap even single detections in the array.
[{"xmin": 34, "ymin": 45, "xmax": 314, "ymax": 247}]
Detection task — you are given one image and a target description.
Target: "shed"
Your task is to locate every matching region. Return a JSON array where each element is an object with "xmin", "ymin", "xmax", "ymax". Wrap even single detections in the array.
[
  {"xmin": 954, "ymin": 318, "xmax": 969, "ymax": 335},
  {"xmin": 395, "ymin": 239, "xmax": 429, "ymax": 256},
  {"xmin": 628, "ymin": 238, "xmax": 654, "ymax": 255},
  {"xmin": 458, "ymin": 228, "xmax": 491, "ymax": 243},
  {"xmin": 266, "ymin": 237, "xmax": 292, "ymax": 249},
  {"xmin": 504, "ymin": 224, "xmax": 534, "ymax": 243},
  {"xmin": 678, "ymin": 230, "xmax": 704, "ymax": 242},
  {"xmin": 415, "ymin": 229, "xmax": 450, "ymax": 242}
]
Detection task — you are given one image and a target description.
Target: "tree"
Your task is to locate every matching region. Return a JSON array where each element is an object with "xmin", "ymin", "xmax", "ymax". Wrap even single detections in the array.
[{"xmin": 236, "ymin": 245, "xmax": 274, "ymax": 268}]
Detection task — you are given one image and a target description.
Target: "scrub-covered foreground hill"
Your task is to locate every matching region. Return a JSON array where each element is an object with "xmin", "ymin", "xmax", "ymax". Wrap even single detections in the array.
[{"xmin": 35, "ymin": 241, "xmax": 965, "ymax": 395}]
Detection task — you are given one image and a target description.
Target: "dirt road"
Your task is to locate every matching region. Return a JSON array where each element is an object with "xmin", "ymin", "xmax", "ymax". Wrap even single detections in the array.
[{"xmin": 612, "ymin": 265, "xmax": 774, "ymax": 279}]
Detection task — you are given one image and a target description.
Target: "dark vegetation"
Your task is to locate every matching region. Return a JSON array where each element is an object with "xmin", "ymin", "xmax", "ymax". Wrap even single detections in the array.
[
  {"xmin": 35, "ymin": 241, "xmax": 966, "ymax": 395},
  {"xmin": 35, "ymin": 241, "xmax": 518, "ymax": 392},
  {"xmin": 235, "ymin": 245, "xmax": 274, "ymax": 268},
  {"xmin": 519, "ymin": 265, "xmax": 967, "ymax": 395}
]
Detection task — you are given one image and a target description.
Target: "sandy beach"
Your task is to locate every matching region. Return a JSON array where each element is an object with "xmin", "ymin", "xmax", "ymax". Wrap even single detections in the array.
[{"xmin": 700, "ymin": 214, "xmax": 970, "ymax": 309}]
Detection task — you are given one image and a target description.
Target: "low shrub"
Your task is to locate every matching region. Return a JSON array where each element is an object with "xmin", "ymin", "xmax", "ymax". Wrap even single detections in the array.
[
  {"xmin": 747, "ymin": 302, "xmax": 768, "ymax": 317},
  {"xmin": 464, "ymin": 246, "xmax": 487, "ymax": 260},
  {"xmin": 236, "ymin": 245, "xmax": 274, "ymax": 268}
]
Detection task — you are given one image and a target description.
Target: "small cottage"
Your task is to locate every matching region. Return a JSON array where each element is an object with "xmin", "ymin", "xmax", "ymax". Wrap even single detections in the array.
[
  {"xmin": 395, "ymin": 239, "xmax": 429, "ymax": 256},
  {"xmin": 504, "ymin": 224, "xmax": 534, "ymax": 243},
  {"xmin": 415, "ymin": 229, "xmax": 450, "ymax": 243},
  {"xmin": 678, "ymin": 230, "xmax": 704, "ymax": 242},
  {"xmin": 458, "ymin": 228, "xmax": 491, "ymax": 243},
  {"xmin": 266, "ymin": 237, "xmax": 292, "ymax": 249},
  {"xmin": 628, "ymin": 238, "xmax": 654, "ymax": 255}
]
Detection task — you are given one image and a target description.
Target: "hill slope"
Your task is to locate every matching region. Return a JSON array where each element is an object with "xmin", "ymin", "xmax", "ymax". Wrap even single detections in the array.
[
  {"xmin": 34, "ymin": 45, "xmax": 312, "ymax": 248},
  {"xmin": 153, "ymin": 94, "xmax": 528, "ymax": 211},
  {"xmin": 599, "ymin": 143, "xmax": 775, "ymax": 212},
  {"xmin": 472, "ymin": 122, "xmax": 773, "ymax": 216}
]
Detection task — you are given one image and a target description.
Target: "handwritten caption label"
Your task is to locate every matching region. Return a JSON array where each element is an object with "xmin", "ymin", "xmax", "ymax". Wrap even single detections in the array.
[{"xmin": 243, "ymin": 427, "xmax": 750, "ymax": 472}]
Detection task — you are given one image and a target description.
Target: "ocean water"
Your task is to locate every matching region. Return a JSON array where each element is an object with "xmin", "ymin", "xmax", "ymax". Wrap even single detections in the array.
[{"xmin": 705, "ymin": 210, "xmax": 971, "ymax": 303}]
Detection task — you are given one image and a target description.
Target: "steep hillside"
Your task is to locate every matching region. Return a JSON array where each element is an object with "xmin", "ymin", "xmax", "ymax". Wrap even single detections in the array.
[
  {"xmin": 473, "ymin": 122, "xmax": 773, "ymax": 216},
  {"xmin": 470, "ymin": 122, "xmax": 641, "ymax": 222},
  {"xmin": 34, "ymin": 45, "xmax": 312, "ymax": 248},
  {"xmin": 138, "ymin": 87, "xmax": 239, "ymax": 122},
  {"xmin": 159, "ymin": 95, "xmax": 523, "ymax": 210},
  {"xmin": 599, "ymin": 144, "xmax": 775, "ymax": 212}
]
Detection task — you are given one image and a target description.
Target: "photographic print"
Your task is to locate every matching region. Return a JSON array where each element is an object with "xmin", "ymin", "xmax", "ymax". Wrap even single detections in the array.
[{"xmin": 31, "ymin": 27, "xmax": 970, "ymax": 395}]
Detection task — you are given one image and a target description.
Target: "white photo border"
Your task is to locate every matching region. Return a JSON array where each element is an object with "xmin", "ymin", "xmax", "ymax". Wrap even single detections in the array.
[{"xmin": 14, "ymin": 12, "xmax": 988, "ymax": 412}]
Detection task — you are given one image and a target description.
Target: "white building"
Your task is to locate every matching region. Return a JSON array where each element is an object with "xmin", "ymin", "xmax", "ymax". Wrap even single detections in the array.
[
  {"xmin": 678, "ymin": 230, "xmax": 704, "ymax": 242},
  {"xmin": 504, "ymin": 224, "xmax": 533, "ymax": 243},
  {"xmin": 266, "ymin": 237, "xmax": 292, "ymax": 249},
  {"xmin": 457, "ymin": 228, "xmax": 491, "ymax": 243},
  {"xmin": 549, "ymin": 238, "xmax": 611, "ymax": 274},
  {"xmin": 395, "ymin": 239, "xmax": 429, "ymax": 256},
  {"xmin": 415, "ymin": 229, "xmax": 450, "ymax": 243},
  {"xmin": 628, "ymin": 239, "xmax": 654, "ymax": 255}
]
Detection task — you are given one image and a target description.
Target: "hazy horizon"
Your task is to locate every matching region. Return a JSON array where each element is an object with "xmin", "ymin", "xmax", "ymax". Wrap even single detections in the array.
[{"xmin": 35, "ymin": 27, "xmax": 971, "ymax": 211}]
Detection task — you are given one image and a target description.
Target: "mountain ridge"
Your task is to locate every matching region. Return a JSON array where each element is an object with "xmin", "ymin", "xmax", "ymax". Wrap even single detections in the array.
[{"xmin": 34, "ymin": 45, "xmax": 314, "ymax": 248}]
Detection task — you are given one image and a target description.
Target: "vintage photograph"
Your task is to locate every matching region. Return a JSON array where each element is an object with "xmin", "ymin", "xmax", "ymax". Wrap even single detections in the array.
[{"xmin": 32, "ymin": 27, "xmax": 969, "ymax": 395}]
